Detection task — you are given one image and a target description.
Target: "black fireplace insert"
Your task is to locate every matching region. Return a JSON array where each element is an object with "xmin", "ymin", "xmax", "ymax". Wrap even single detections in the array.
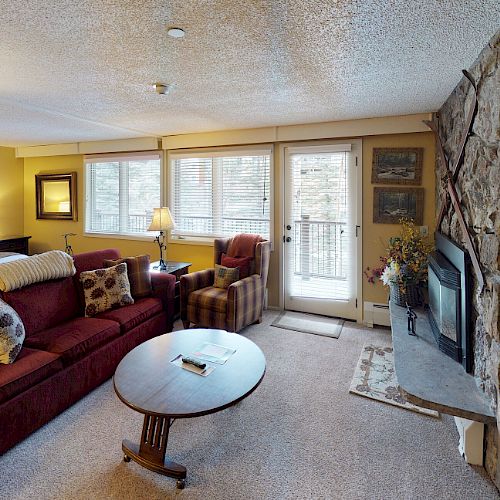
[{"xmin": 427, "ymin": 232, "xmax": 472, "ymax": 373}]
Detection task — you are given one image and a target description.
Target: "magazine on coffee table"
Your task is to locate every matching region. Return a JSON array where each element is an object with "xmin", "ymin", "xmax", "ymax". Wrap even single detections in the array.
[{"xmin": 192, "ymin": 342, "xmax": 236, "ymax": 364}]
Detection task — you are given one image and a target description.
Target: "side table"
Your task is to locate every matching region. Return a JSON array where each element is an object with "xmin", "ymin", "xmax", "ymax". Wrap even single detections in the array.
[{"xmin": 150, "ymin": 261, "xmax": 191, "ymax": 319}]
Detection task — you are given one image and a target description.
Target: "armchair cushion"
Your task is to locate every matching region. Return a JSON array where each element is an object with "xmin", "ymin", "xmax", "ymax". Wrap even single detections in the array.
[{"xmin": 188, "ymin": 287, "xmax": 228, "ymax": 313}]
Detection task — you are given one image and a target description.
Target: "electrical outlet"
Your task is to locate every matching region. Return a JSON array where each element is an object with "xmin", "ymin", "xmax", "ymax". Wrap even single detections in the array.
[{"xmin": 420, "ymin": 225, "xmax": 429, "ymax": 237}]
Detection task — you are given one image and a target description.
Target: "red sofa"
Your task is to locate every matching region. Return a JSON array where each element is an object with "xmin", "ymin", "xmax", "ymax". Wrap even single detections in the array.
[{"xmin": 0, "ymin": 249, "xmax": 176, "ymax": 455}]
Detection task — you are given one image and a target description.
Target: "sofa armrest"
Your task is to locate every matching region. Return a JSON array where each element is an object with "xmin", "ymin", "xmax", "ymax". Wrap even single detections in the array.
[
  {"xmin": 150, "ymin": 272, "xmax": 176, "ymax": 321},
  {"xmin": 180, "ymin": 269, "xmax": 215, "ymax": 320}
]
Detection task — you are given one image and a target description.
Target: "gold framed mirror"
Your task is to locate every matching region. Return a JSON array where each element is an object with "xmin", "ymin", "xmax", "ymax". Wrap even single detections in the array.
[{"xmin": 36, "ymin": 173, "xmax": 78, "ymax": 220}]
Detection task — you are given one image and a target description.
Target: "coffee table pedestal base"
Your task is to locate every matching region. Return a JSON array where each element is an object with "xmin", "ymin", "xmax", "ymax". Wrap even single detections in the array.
[{"xmin": 122, "ymin": 414, "xmax": 187, "ymax": 489}]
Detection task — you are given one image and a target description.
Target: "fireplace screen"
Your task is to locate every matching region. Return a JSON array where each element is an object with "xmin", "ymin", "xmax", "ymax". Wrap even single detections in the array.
[{"xmin": 428, "ymin": 266, "xmax": 460, "ymax": 344}]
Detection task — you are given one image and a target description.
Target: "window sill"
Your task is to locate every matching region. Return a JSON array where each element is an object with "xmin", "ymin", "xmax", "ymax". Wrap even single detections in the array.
[{"xmin": 84, "ymin": 232, "xmax": 155, "ymax": 242}]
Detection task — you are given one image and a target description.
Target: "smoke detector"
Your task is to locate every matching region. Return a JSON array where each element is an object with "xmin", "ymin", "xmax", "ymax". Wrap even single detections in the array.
[
  {"xmin": 167, "ymin": 27, "xmax": 185, "ymax": 38},
  {"xmin": 153, "ymin": 83, "xmax": 173, "ymax": 95}
]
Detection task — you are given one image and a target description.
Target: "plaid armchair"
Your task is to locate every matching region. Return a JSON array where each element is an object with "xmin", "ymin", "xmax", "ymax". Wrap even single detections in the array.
[{"xmin": 180, "ymin": 237, "xmax": 271, "ymax": 332}]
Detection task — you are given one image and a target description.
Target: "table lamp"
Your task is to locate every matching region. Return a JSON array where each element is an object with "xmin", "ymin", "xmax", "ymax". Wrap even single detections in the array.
[{"xmin": 148, "ymin": 207, "xmax": 175, "ymax": 271}]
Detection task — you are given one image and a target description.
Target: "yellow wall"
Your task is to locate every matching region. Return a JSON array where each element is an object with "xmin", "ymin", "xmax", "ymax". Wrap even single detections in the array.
[
  {"xmin": 23, "ymin": 154, "xmax": 215, "ymax": 268},
  {"xmin": 22, "ymin": 130, "xmax": 436, "ymax": 312},
  {"xmin": 362, "ymin": 132, "xmax": 436, "ymax": 304},
  {"xmin": 0, "ymin": 146, "xmax": 24, "ymax": 237}
]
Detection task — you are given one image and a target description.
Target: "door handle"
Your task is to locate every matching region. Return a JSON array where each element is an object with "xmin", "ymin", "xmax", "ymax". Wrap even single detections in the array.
[
  {"xmin": 286, "ymin": 225, "xmax": 291, "ymax": 230},
  {"xmin": 286, "ymin": 237, "xmax": 292, "ymax": 242}
]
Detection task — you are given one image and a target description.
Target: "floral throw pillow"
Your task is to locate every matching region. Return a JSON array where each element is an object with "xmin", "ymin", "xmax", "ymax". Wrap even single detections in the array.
[
  {"xmin": 0, "ymin": 299, "xmax": 25, "ymax": 364},
  {"xmin": 80, "ymin": 263, "xmax": 134, "ymax": 317},
  {"xmin": 213, "ymin": 264, "xmax": 240, "ymax": 289}
]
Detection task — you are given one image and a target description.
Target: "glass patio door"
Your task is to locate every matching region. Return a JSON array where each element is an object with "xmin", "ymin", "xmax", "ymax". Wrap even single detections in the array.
[{"xmin": 283, "ymin": 143, "xmax": 360, "ymax": 320}]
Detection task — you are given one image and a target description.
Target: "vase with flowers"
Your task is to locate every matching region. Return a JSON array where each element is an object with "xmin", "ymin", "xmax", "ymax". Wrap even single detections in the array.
[{"xmin": 365, "ymin": 218, "xmax": 433, "ymax": 307}]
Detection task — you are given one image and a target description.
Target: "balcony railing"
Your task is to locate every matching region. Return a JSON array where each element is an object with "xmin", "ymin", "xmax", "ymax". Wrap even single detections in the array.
[
  {"xmin": 293, "ymin": 217, "xmax": 347, "ymax": 280},
  {"xmin": 90, "ymin": 213, "xmax": 152, "ymax": 233},
  {"xmin": 173, "ymin": 215, "xmax": 270, "ymax": 239}
]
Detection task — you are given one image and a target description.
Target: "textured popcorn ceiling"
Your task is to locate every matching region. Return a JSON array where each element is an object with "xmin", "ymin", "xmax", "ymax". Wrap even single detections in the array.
[{"xmin": 0, "ymin": 1, "xmax": 498, "ymax": 147}]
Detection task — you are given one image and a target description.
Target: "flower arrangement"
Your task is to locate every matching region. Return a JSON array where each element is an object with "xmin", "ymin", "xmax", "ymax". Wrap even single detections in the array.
[{"xmin": 365, "ymin": 218, "xmax": 433, "ymax": 294}]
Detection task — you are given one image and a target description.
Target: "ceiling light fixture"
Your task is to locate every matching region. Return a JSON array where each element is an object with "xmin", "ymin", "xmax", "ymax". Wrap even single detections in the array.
[
  {"xmin": 167, "ymin": 27, "xmax": 185, "ymax": 38},
  {"xmin": 152, "ymin": 83, "xmax": 173, "ymax": 95}
]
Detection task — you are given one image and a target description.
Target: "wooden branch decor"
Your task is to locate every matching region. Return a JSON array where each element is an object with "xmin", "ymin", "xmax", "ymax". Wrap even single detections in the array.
[{"xmin": 424, "ymin": 70, "xmax": 484, "ymax": 290}]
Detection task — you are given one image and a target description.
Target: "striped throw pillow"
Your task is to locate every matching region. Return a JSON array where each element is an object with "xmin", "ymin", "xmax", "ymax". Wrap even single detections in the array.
[
  {"xmin": 213, "ymin": 264, "xmax": 239, "ymax": 289},
  {"xmin": 103, "ymin": 255, "xmax": 152, "ymax": 299}
]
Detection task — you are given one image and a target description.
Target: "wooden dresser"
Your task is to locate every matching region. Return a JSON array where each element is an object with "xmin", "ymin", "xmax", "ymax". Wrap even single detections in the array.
[{"xmin": 0, "ymin": 236, "xmax": 31, "ymax": 255}]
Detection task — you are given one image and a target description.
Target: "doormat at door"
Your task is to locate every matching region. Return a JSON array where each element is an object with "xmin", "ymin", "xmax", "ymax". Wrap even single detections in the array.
[
  {"xmin": 271, "ymin": 311, "xmax": 343, "ymax": 338},
  {"xmin": 349, "ymin": 344, "xmax": 440, "ymax": 418}
]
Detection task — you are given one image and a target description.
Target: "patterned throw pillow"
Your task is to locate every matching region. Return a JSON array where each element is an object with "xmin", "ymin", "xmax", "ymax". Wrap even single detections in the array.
[
  {"xmin": 213, "ymin": 264, "xmax": 240, "ymax": 289},
  {"xmin": 0, "ymin": 299, "xmax": 25, "ymax": 364},
  {"xmin": 221, "ymin": 254, "xmax": 253, "ymax": 279},
  {"xmin": 80, "ymin": 263, "xmax": 134, "ymax": 317},
  {"xmin": 103, "ymin": 255, "xmax": 152, "ymax": 299}
]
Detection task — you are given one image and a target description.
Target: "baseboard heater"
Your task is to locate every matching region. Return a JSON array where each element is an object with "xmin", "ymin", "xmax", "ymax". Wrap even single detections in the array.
[{"xmin": 364, "ymin": 302, "xmax": 390, "ymax": 328}]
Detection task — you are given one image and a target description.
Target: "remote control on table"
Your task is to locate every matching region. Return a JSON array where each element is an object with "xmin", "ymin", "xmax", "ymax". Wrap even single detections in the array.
[{"xmin": 181, "ymin": 356, "xmax": 206, "ymax": 369}]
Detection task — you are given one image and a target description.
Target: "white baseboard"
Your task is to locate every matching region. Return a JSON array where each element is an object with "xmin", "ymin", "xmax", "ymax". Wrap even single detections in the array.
[{"xmin": 364, "ymin": 301, "xmax": 390, "ymax": 328}]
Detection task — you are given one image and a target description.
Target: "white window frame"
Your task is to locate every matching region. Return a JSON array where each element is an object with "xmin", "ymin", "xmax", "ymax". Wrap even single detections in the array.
[
  {"xmin": 83, "ymin": 151, "xmax": 164, "ymax": 241},
  {"xmin": 167, "ymin": 145, "xmax": 274, "ymax": 245}
]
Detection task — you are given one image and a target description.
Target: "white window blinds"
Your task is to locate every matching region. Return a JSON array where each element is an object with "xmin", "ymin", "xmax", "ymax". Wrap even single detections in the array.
[
  {"xmin": 85, "ymin": 153, "xmax": 161, "ymax": 236},
  {"xmin": 170, "ymin": 149, "xmax": 272, "ymax": 240}
]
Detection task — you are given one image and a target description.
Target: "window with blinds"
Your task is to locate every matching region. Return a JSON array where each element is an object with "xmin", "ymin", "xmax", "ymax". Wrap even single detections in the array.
[
  {"xmin": 169, "ymin": 148, "xmax": 272, "ymax": 240},
  {"xmin": 84, "ymin": 153, "xmax": 161, "ymax": 236}
]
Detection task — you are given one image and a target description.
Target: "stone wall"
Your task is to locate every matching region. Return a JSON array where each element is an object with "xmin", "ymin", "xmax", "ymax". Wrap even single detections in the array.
[{"xmin": 436, "ymin": 30, "xmax": 499, "ymax": 487}]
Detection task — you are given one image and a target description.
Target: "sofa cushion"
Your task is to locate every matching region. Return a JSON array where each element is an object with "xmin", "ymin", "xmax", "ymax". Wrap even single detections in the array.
[
  {"xmin": 188, "ymin": 286, "xmax": 228, "ymax": 313},
  {"xmin": 103, "ymin": 255, "xmax": 152, "ymax": 299},
  {"xmin": 97, "ymin": 297, "xmax": 163, "ymax": 333},
  {"xmin": 1, "ymin": 277, "xmax": 80, "ymax": 337},
  {"xmin": 80, "ymin": 264, "xmax": 134, "ymax": 317},
  {"xmin": 0, "ymin": 348, "xmax": 63, "ymax": 404},
  {"xmin": 24, "ymin": 317, "xmax": 120, "ymax": 366},
  {"xmin": 0, "ymin": 299, "xmax": 25, "ymax": 364}
]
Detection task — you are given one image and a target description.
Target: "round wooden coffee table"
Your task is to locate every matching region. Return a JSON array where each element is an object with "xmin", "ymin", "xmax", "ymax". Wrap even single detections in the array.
[{"xmin": 113, "ymin": 329, "xmax": 266, "ymax": 489}]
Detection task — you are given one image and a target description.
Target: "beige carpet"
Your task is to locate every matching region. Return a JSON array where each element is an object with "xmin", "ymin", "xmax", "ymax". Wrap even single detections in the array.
[
  {"xmin": 271, "ymin": 310, "xmax": 344, "ymax": 338},
  {"xmin": 349, "ymin": 344, "xmax": 440, "ymax": 418},
  {"xmin": 0, "ymin": 311, "xmax": 497, "ymax": 499}
]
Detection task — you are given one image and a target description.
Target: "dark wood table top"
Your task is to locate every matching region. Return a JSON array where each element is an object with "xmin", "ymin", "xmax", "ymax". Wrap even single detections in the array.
[
  {"xmin": 113, "ymin": 329, "xmax": 266, "ymax": 418},
  {"xmin": 149, "ymin": 261, "xmax": 191, "ymax": 274}
]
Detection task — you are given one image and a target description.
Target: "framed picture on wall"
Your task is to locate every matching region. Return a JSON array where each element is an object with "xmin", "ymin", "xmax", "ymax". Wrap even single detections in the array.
[
  {"xmin": 36, "ymin": 172, "xmax": 78, "ymax": 221},
  {"xmin": 373, "ymin": 187, "xmax": 424, "ymax": 224},
  {"xmin": 371, "ymin": 148, "xmax": 423, "ymax": 185}
]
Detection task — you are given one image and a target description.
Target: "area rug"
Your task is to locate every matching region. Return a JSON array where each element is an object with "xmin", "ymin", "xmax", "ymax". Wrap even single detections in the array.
[
  {"xmin": 349, "ymin": 344, "xmax": 440, "ymax": 418},
  {"xmin": 271, "ymin": 310, "xmax": 344, "ymax": 338}
]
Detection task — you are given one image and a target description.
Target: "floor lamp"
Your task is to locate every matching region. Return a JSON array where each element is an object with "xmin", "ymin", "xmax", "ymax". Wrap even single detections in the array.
[{"xmin": 148, "ymin": 207, "xmax": 175, "ymax": 271}]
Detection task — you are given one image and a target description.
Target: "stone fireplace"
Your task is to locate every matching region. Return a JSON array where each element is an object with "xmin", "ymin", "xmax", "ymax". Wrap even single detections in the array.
[{"xmin": 436, "ymin": 30, "xmax": 499, "ymax": 487}]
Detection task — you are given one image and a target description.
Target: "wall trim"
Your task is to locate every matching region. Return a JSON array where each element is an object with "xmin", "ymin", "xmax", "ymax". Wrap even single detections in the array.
[
  {"xmin": 16, "ymin": 137, "xmax": 160, "ymax": 158},
  {"xmin": 15, "ymin": 114, "xmax": 432, "ymax": 157},
  {"xmin": 162, "ymin": 113, "xmax": 431, "ymax": 150}
]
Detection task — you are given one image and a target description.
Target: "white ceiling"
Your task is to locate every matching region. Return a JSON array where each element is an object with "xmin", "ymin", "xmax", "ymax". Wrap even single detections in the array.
[{"xmin": 0, "ymin": 1, "xmax": 498, "ymax": 147}]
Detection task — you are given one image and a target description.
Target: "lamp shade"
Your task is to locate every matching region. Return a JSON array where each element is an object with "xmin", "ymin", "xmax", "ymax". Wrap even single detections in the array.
[{"xmin": 148, "ymin": 207, "xmax": 175, "ymax": 231}]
